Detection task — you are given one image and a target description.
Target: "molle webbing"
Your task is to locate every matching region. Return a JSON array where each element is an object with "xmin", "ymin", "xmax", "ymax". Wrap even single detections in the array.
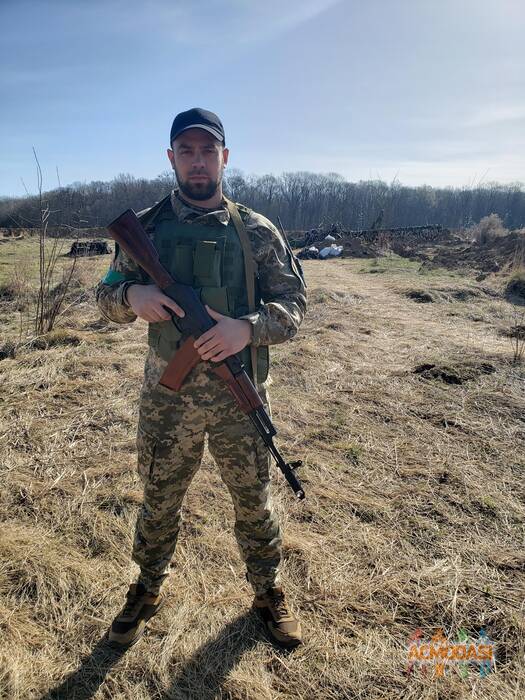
[{"xmin": 146, "ymin": 200, "xmax": 268, "ymax": 385}]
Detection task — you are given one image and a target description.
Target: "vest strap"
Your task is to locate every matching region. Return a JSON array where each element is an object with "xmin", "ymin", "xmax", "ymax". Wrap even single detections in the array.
[{"xmin": 224, "ymin": 197, "xmax": 259, "ymax": 385}]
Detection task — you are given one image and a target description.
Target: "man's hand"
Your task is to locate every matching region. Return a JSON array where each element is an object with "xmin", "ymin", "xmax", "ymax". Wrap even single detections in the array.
[
  {"xmin": 126, "ymin": 284, "xmax": 185, "ymax": 322},
  {"xmin": 194, "ymin": 305, "xmax": 251, "ymax": 362}
]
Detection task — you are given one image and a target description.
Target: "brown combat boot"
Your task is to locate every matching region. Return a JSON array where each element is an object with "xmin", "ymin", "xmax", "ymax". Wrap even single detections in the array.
[
  {"xmin": 108, "ymin": 583, "xmax": 163, "ymax": 648},
  {"xmin": 253, "ymin": 586, "xmax": 302, "ymax": 649}
]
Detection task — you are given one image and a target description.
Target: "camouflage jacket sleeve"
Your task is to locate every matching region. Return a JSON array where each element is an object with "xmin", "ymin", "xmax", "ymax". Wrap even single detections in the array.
[
  {"xmin": 95, "ymin": 242, "xmax": 146, "ymax": 324},
  {"xmin": 239, "ymin": 211, "xmax": 307, "ymax": 346}
]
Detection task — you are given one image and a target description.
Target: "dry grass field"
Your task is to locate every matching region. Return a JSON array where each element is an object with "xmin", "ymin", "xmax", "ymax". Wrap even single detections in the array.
[{"xmin": 0, "ymin": 238, "xmax": 524, "ymax": 699}]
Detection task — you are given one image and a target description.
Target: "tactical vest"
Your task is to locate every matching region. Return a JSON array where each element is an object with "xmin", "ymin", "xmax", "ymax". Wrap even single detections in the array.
[{"xmin": 143, "ymin": 199, "xmax": 270, "ymax": 385}]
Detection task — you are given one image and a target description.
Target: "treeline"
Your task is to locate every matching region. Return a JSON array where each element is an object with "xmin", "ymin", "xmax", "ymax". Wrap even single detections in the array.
[
  {"xmin": 0, "ymin": 173, "xmax": 174, "ymax": 231},
  {"xmin": 1, "ymin": 170, "xmax": 524, "ymax": 231}
]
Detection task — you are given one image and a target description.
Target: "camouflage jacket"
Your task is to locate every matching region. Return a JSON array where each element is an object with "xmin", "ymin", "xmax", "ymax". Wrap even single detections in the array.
[{"xmin": 95, "ymin": 189, "xmax": 307, "ymax": 357}]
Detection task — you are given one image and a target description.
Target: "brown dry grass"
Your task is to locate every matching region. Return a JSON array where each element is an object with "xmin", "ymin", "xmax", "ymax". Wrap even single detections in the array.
[{"xmin": 0, "ymin": 245, "xmax": 524, "ymax": 699}]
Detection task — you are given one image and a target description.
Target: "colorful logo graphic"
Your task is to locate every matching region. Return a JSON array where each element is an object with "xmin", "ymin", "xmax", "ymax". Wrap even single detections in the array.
[{"xmin": 406, "ymin": 628, "xmax": 495, "ymax": 678}]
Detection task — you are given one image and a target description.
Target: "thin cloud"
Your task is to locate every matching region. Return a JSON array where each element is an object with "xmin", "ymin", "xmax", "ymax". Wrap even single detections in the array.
[
  {"xmin": 152, "ymin": 0, "xmax": 342, "ymax": 45},
  {"xmin": 411, "ymin": 103, "xmax": 525, "ymax": 130},
  {"xmin": 464, "ymin": 103, "xmax": 525, "ymax": 128},
  {"xmin": 234, "ymin": 0, "xmax": 343, "ymax": 43}
]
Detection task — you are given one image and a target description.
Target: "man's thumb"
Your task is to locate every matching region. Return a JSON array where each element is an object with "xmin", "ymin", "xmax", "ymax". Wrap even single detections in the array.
[{"xmin": 205, "ymin": 305, "xmax": 224, "ymax": 320}]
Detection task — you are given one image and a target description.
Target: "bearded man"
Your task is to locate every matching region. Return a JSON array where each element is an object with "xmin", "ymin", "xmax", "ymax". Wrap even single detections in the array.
[{"xmin": 96, "ymin": 107, "xmax": 306, "ymax": 649}]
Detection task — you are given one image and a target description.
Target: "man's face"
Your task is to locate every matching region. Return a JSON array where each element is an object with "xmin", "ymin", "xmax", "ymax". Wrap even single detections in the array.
[{"xmin": 167, "ymin": 129, "xmax": 229, "ymax": 202}]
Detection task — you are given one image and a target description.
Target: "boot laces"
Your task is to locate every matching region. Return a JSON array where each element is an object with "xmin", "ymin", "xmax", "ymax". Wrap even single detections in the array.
[
  {"xmin": 269, "ymin": 588, "xmax": 289, "ymax": 618},
  {"xmin": 122, "ymin": 587, "xmax": 143, "ymax": 616}
]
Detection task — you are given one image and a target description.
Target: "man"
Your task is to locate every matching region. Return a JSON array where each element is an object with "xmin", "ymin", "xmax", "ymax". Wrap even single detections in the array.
[{"xmin": 96, "ymin": 107, "xmax": 307, "ymax": 650}]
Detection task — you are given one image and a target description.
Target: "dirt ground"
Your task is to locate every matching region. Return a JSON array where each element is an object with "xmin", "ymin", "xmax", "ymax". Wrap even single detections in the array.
[
  {"xmin": 0, "ymin": 243, "xmax": 524, "ymax": 699},
  {"xmin": 298, "ymin": 228, "xmax": 525, "ymax": 279}
]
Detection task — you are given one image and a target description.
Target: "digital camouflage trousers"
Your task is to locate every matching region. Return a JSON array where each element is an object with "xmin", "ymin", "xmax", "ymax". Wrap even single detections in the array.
[{"xmin": 132, "ymin": 358, "xmax": 281, "ymax": 596}]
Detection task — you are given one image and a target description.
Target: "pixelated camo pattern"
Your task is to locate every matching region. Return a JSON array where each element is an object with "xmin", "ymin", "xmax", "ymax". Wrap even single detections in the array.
[{"xmin": 133, "ymin": 360, "xmax": 281, "ymax": 595}]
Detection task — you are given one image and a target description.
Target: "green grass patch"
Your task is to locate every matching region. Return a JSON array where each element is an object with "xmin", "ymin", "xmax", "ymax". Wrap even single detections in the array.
[{"xmin": 0, "ymin": 237, "xmax": 110, "ymax": 287}]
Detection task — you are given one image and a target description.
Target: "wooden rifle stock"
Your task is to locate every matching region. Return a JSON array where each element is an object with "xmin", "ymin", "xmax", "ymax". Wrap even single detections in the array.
[{"xmin": 107, "ymin": 209, "xmax": 174, "ymax": 290}]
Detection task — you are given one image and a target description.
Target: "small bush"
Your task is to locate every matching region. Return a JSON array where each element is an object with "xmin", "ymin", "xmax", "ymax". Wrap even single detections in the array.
[
  {"xmin": 406, "ymin": 290, "xmax": 435, "ymax": 303},
  {"xmin": 505, "ymin": 269, "xmax": 525, "ymax": 303},
  {"xmin": 30, "ymin": 329, "xmax": 83, "ymax": 350},
  {"xmin": 0, "ymin": 282, "xmax": 17, "ymax": 301},
  {"xmin": 0, "ymin": 268, "xmax": 33, "ymax": 301},
  {"xmin": 0, "ymin": 276, "xmax": 33, "ymax": 310},
  {"xmin": 470, "ymin": 214, "xmax": 508, "ymax": 245},
  {"xmin": 0, "ymin": 340, "xmax": 17, "ymax": 361}
]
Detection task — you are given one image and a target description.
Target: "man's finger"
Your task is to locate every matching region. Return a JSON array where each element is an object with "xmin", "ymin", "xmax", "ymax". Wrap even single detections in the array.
[
  {"xmin": 209, "ymin": 349, "xmax": 230, "ymax": 363},
  {"xmin": 199, "ymin": 338, "xmax": 223, "ymax": 359},
  {"xmin": 161, "ymin": 296, "xmax": 185, "ymax": 318},
  {"xmin": 158, "ymin": 304, "xmax": 180, "ymax": 320},
  {"xmin": 199, "ymin": 340, "xmax": 223, "ymax": 360},
  {"xmin": 194, "ymin": 328, "xmax": 217, "ymax": 348},
  {"xmin": 196, "ymin": 336, "xmax": 222, "ymax": 354}
]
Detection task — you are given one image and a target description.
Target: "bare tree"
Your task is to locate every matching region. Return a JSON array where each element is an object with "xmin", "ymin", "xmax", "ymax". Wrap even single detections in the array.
[{"xmin": 33, "ymin": 149, "xmax": 77, "ymax": 336}]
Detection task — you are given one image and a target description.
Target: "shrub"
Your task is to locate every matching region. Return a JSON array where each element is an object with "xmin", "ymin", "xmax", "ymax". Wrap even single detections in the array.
[
  {"xmin": 0, "ymin": 340, "xmax": 16, "ymax": 360},
  {"xmin": 471, "ymin": 214, "xmax": 508, "ymax": 245},
  {"xmin": 505, "ymin": 269, "xmax": 525, "ymax": 302},
  {"xmin": 0, "ymin": 274, "xmax": 33, "ymax": 311},
  {"xmin": 30, "ymin": 329, "xmax": 83, "ymax": 350}
]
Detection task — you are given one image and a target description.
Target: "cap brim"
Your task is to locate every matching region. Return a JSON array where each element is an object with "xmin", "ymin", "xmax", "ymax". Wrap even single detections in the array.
[{"xmin": 173, "ymin": 124, "xmax": 224, "ymax": 143}]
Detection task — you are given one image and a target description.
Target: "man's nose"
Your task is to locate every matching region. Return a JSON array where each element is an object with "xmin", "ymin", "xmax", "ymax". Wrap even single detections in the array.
[{"xmin": 192, "ymin": 151, "xmax": 205, "ymax": 168}]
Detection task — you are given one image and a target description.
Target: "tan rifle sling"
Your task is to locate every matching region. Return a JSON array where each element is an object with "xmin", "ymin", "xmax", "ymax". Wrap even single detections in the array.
[{"xmin": 224, "ymin": 197, "xmax": 259, "ymax": 386}]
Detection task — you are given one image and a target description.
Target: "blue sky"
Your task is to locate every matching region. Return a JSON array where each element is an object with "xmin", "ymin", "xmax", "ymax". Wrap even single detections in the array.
[{"xmin": 1, "ymin": 0, "xmax": 524, "ymax": 196}]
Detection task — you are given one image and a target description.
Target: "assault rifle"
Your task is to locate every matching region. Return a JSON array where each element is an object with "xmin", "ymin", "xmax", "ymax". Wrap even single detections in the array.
[{"xmin": 107, "ymin": 209, "xmax": 305, "ymax": 500}]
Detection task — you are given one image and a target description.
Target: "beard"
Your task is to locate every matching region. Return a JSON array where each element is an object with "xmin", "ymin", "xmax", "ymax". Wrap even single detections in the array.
[{"xmin": 174, "ymin": 167, "xmax": 223, "ymax": 202}]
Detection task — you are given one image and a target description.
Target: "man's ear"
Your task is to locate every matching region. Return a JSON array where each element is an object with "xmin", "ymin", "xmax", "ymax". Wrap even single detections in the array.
[
  {"xmin": 223, "ymin": 147, "xmax": 229, "ymax": 166},
  {"xmin": 167, "ymin": 148, "xmax": 175, "ymax": 168}
]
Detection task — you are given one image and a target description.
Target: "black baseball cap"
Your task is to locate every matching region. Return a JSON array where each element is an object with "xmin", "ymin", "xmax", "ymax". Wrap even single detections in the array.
[{"xmin": 170, "ymin": 108, "xmax": 225, "ymax": 146}]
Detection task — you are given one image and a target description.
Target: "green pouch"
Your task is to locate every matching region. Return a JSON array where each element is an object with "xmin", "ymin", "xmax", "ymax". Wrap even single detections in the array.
[
  {"xmin": 174, "ymin": 244, "xmax": 194, "ymax": 285},
  {"xmin": 201, "ymin": 287, "xmax": 230, "ymax": 316},
  {"xmin": 227, "ymin": 287, "xmax": 249, "ymax": 318},
  {"xmin": 194, "ymin": 240, "xmax": 222, "ymax": 287}
]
